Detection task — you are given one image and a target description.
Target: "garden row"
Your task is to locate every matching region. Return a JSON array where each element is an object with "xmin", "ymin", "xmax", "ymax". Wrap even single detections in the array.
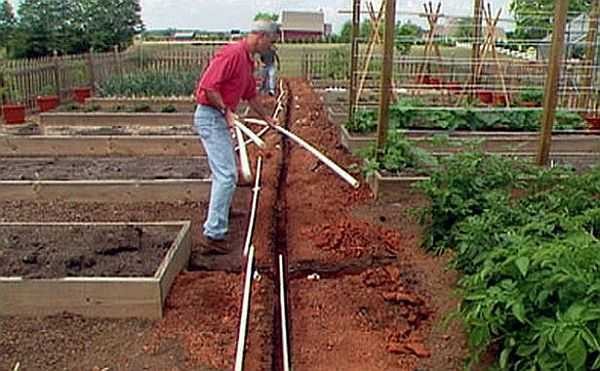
[
  {"xmin": 2, "ymin": 68, "xmax": 199, "ymax": 125},
  {"xmin": 418, "ymin": 152, "xmax": 600, "ymax": 370}
]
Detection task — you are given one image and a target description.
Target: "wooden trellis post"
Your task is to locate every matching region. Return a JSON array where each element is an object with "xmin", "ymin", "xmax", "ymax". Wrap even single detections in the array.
[
  {"xmin": 348, "ymin": 0, "xmax": 362, "ymax": 124},
  {"xmin": 470, "ymin": 0, "xmax": 483, "ymax": 98},
  {"xmin": 416, "ymin": 2, "xmax": 443, "ymax": 84},
  {"xmin": 376, "ymin": 0, "xmax": 396, "ymax": 151},
  {"xmin": 537, "ymin": 0, "xmax": 570, "ymax": 166},
  {"xmin": 355, "ymin": 1, "xmax": 385, "ymax": 106},
  {"xmin": 459, "ymin": 3, "xmax": 509, "ymax": 107},
  {"xmin": 579, "ymin": 0, "xmax": 600, "ymax": 111},
  {"xmin": 477, "ymin": 4, "xmax": 510, "ymax": 106}
]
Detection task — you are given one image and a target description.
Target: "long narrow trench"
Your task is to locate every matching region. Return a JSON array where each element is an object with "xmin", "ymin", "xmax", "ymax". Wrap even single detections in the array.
[{"xmin": 270, "ymin": 80, "xmax": 293, "ymax": 371}]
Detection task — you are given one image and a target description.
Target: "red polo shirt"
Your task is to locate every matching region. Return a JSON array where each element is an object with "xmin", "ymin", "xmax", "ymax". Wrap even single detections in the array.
[{"xmin": 195, "ymin": 40, "xmax": 257, "ymax": 111}]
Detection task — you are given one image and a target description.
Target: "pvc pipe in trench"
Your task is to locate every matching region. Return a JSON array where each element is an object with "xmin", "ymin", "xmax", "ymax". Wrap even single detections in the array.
[
  {"xmin": 279, "ymin": 254, "xmax": 291, "ymax": 371},
  {"xmin": 234, "ymin": 244, "xmax": 255, "ymax": 371},
  {"xmin": 243, "ymin": 157, "xmax": 262, "ymax": 257}
]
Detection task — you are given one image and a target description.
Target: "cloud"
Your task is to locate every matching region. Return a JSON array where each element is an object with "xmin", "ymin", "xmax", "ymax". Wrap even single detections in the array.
[{"xmin": 139, "ymin": 0, "xmax": 512, "ymax": 32}]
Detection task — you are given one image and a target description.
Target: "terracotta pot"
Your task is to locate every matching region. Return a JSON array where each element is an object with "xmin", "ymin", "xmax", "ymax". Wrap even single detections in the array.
[
  {"xmin": 428, "ymin": 78, "xmax": 441, "ymax": 86},
  {"xmin": 493, "ymin": 93, "xmax": 511, "ymax": 106},
  {"xmin": 477, "ymin": 91, "xmax": 494, "ymax": 104},
  {"xmin": 584, "ymin": 115, "xmax": 600, "ymax": 130},
  {"xmin": 446, "ymin": 81, "xmax": 462, "ymax": 92},
  {"xmin": 3, "ymin": 104, "xmax": 26, "ymax": 124},
  {"xmin": 37, "ymin": 95, "xmax": 60, "ymax": 112},
  {"xmin": 73, "ymin": 87, "xmax": 91, "ymax": 103}
]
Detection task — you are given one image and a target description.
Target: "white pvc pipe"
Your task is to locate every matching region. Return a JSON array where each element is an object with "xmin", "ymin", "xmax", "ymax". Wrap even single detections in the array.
[
  {"xmin": 234, "ymin": 126, "xmax": 252, "ymax": 183},
  {"xmin": 234, "ymin": 244, "xmax": 255, "ymax": 371},
  {"xmin": 243, "ymin": 157, "xmax": 262, "ymax": 257},
  {"xmin": 244, "ymin": 118, "xmax": 269, "ymax": 127},
  {"xmin": 234, "ymin": 120, "xmax": 265, "ymax": 148},
  {"xmin": 279, "ymin": 254, "xmax": 291, "ymax": 371},
  {"xmin": 235, "ymin": 126, "xmax": 270, "ymax": 152},
  {"xmin": 251, "ymin": 119, "xmax": 360, "ymax": 188}
]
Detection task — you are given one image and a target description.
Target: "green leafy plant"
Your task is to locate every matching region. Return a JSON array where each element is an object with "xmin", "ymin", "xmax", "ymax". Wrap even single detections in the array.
[
  {"xmin": 518, "ymin": 88, "xmax": 544, "ymax": 105},
  {"xmin": 97, "ymin": 68, "xmax": 199, "ymax": 97},
  {"xmin": 345, "ymin": 108, "xmax": 377, "ymax": 134},
  {"xmin": 418, "ymin": 149, "xmax": 600, "ymax": 369},
  {"xmin": 359, "ymin": 131, "xmax": 438, "ymax": 176},
  {"xmin": 39, "ymin": 84, "xmax": 56, "ymax": 96}
]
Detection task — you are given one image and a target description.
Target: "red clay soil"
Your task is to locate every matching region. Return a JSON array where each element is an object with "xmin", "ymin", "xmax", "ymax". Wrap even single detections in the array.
[
  {"xmin": 278, "ymin": 78, "xmax": 469, "ymax": 370},
  {"xmin": 145, "ymin": 271, "xmax": 241, "ymax": 370}
]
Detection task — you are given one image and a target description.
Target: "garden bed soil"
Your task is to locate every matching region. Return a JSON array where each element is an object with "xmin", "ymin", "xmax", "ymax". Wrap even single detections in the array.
[
  {"xmin": 0, "ymin": 272, "xmax": 241, "ymax": 371},
  {"xmin": 0, "ymin": 156, "xmax": 210, "ymax": 180},
  {"xmin": 0, "ymin": 224, "xmax": 177, "ymax": 278},
  {"xmin": 44, "ymin": 125, "xmax": 196, "ymax": 136}
]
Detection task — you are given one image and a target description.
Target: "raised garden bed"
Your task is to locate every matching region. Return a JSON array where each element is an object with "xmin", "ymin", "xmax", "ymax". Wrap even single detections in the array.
[
  {"xmin": 40, "ymin": 112, "xmax": 194, "ymax": 127},
  {"xmin": 0, "ymin": 157, "xmax": 209, "ymax": 181},
  {"xmin": 0, "ymin": 156, "xmax": 241, "ymax": 203},
  {"xmin": 85, "ymin": 97, "xmax": 196, "ymax": 112},
  {"xmin": 367, "ymin": 152, "xmax": 600, "ymax": 202},
  {"xmin": 340, "ymin": 125, "xmax": 600, "ymax": 154},
  {"xmin": 0, "ymin": 221, "xmax": 191, "ymax": 319},
  {"xmin": 0, "ymin": 135, "xmax": 204, "ymax": 157}
]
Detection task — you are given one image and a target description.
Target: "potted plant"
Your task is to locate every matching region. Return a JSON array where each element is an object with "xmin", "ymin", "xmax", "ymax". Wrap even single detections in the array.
[
  {"xmin": 37, "ymin": 84, "xmax": 60, "ymax": 112},
  {"xmin": 518, "ymin": 88, "xmax": 543, "ymax": 107},
  {"xmin": 583, "ymin": 112, "xmax": 600, "ymax": 130},
  {"xmin": 493, "ymin": 92, "xmax": 511, "ymax": 106},
  {"xmin": 2, "ymin": 86, "xmax": 26, "ymax": 125},
  {"xmin": 477, "ymin": 90, "xmax": 494, "ymax": 105},
  {"xmin": 72, "ymin": 67, "xmax": 91, "ymax": 103}
]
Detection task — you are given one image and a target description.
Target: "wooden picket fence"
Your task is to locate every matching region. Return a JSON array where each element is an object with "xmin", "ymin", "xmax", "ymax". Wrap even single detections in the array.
[{"xmin": 0, "ymin": 45, "xmax": 217, "ymax": 113}]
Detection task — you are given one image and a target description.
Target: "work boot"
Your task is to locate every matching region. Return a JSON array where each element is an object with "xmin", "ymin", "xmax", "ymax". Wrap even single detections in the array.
[{"xmin": 200, "ymin": 235, "xmax": 231, "ymax": 255}]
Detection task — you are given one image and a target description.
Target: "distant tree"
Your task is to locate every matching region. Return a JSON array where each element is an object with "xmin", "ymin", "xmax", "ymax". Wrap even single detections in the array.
[
  {"xmin": 339, "ymin": 20, "xmax": 352, "ymax": 43},
  {"xmin": 10, "ymin": 0, "xmax": 143, "ymax": 58},
  {"xmin": 0, "ymin": 0, "xmax": 16, "ymax": 48},
  {"xmin": 85, "ymin": 0, "xmax": 144, "ymax": 51},
  {"xmin": 395, "ymin": 22, "xmax": 422, "ymax": 55},
  {"xmin": 510, "ymin": 0, "xmax": 590, "ymax": 41},
  {"xmin": 452, "ymin": 18, "xmax": 474, "ymax": 40},
  {"xmin": 254, "ymin": 12, "xmax": 279, "ymax": 22}
]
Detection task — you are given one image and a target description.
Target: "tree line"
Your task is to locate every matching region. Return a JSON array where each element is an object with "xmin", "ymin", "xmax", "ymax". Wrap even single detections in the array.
[{"xmin": 0, "ymin": 0, "xmax": 144, "ymax": 59}]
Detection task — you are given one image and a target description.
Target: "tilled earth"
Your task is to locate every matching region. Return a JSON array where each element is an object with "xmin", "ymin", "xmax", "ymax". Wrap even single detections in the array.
[
  {"xmin": 0, "ymin": 81, "xmax": 469, "ymax": 370},
  {"xmin": 0, "ymin": 156, "xmax": 209, "ymax": 180}
]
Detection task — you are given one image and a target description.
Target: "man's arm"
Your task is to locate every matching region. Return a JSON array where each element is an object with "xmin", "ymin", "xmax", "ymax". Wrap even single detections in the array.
[
  {"xmin": 247, "ymin": 96, "xmax": 278, "ymax": 126},
  {"xmin": 205, "ymin": 89, "xmax": 234, "ymax": 126}
]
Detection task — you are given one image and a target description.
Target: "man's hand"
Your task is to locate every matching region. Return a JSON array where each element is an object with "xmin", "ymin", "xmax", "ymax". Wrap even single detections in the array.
[{"xmin": 225, "ymin": 109, "xmax": 235, "ymax": 128}]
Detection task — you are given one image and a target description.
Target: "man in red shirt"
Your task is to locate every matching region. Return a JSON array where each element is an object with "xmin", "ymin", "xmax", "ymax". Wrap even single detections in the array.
[{"xmin": 194, "ymin": 20, "xmax": 278, "ymax": 254}]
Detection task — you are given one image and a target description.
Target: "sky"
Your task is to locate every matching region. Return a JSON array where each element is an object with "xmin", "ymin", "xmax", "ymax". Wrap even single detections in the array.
[{"xmin": 140, "ymin": 0, "xmax": 514, "ymax": 33}]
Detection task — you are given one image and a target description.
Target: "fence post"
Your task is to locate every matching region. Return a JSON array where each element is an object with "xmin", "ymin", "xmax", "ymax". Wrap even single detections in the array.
[
  {"xmin": 87, "ymin": 48, "xmax": 96, "ymax": 89},
  {"xmin": 53, "ymin": 50, "xmax": 61, "ymax": 99},
  {"xmin": 114, "ymin": 45, "xmax": 123, "ymax": 77}
]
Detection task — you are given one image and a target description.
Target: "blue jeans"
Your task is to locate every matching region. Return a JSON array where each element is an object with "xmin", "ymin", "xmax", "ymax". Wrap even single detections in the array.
[
  {"xmin": 261, "ymin": 64, "xmax": 276, "ymax": 93},
  {"xmin": 194, "ymin": 105, "xmax": 238, "ymax": 240}
]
